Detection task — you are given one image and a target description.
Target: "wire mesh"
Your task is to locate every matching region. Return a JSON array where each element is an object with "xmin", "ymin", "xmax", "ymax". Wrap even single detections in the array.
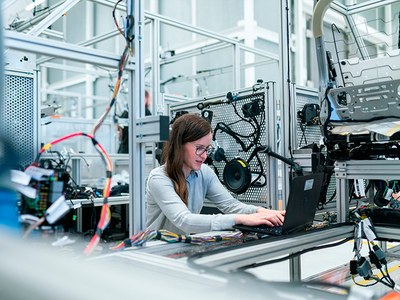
[
  {"xmin": 170, "ymin": 84, "xmax": 274, "ymax": 207},
  {"xmin": 3, "ymin": 72, "xmax": 36, "ymax": 168}
]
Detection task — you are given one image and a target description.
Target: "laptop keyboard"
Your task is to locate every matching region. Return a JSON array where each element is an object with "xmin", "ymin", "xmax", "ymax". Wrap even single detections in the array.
[{"xmin": 249, "ymin": 225, "xmax": 283, "ymax": 235}]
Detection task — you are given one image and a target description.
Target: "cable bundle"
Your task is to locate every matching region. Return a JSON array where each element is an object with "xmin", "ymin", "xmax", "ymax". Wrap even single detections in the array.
[
  {"xmin": 23, "ymin": 1, "xmax": 136, "ymax": 254},
  {"xmin": 350, "ymin": 218, "xmax": 399, "ymax": 291},
  {"xmin": 350, "ymin": 240, "xmax": 398, "ymax": 290},
  {"xmin": 83, "ymin": 203, "xmax": 112, "ymax": 255},
  {"xmin": 159, "ymin": 230, "xmax": 243, "ymax": 245},
  {"xmin": 110, "ymin": 229, "xmax": 159, "ymax": 250},
  {"xmin": 30, "ymin": 132, "xmax": 113, "ymax": 255},
  {"xmin": 36, "ymin": 135, "xmax": 113, "ymax": 256},
  {"xmin": 110, "ymin": 229, "xmax": 244, "ymax": 251},
  {"xmin": 188, "ymin": 231, "xmax": 243, "ymax": 245}
]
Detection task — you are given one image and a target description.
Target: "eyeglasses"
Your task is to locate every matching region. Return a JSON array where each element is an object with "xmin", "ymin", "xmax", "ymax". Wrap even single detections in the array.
[{"xmin": 189, "ymin": 142, "xmax": 214, "ymax": 156}]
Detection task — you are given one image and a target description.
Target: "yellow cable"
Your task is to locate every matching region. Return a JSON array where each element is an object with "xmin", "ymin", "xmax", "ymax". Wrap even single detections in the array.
[{"xmin": 357, "ymin": 264, "xmax": 400, "ymax": 285}]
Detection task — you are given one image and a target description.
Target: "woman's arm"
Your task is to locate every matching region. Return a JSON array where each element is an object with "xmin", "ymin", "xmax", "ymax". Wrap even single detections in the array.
[
  {"xmin": 203, "ymin": 165, "xmax": 285, "ymax": 226},
  {"xmin": 147, "ymin": 171, "xmax": 236, "ymax": 233}
]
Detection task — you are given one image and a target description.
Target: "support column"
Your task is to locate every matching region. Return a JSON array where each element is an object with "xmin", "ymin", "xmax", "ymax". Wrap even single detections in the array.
[{"xmin": 129, "ymin": 0, "xmax": 146, "ymax": 235}]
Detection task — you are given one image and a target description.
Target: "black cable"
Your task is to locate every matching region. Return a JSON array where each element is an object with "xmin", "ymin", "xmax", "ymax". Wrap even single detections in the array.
[
  {"xmin": 212, "ymin": 112, "xmax": 263, "ymax": 153},
  {"xmin": 112, "ymin": 0, "xmax": 126, "ymax": 38},
  {"xmin": 68, "ymin": 198, "xmax": 75, "ymax": 208},
  {"xmin": 367, "ymin": 242, "xmax": 396, "ymax": 288},
  {"xmin": 352, "ymin": 277, "xmax": 379, "ymax": 287},
  {"xmin": 215, "ymin": 122, "xmax": 254, "ymax": 139},
  {"xmin": 322, "ymin": 86, "xmax": 333, "ymax": 144},
  {"xmin": 284, "ymin": 0, "xmax": 294, "ymax": 162},
  {"xmin": 188, "ymin": 249, "xmax": 351, "ymax": 298},
  {"xmin": 250, "ymin": 114, "xmax": 262, "ymax": 147},
  {"xmin": 208, "ymin": 90, "xmax": 267, "ymax": 191},
  {"xmin": 331, "ymin": 23, "xmax": 345, "ymax": 87},
  {"xmin": 213, "ymin": 123, "xmax": 248, "ymax": 151},
  {"xmin": 298, "ymin": 122, "xmax": 308, "ymax": 147},
  {"xmin": 247, "ymin": 149, "xmax": 266, "ymax": 187},
  {"xmin": 88, "ymin": 197, "xmax": 97, "ymax": 232},
  {"xmin": 238, "ymin": 237, "xmax": 352, "ymax": 270},
  {"xmin": 227, "ymin": 93, "xmax": 264, "ymax": 138},
  {"xmin": 226, "ymin": 118, "xmax": 244, "ymax": 128},
  {"xmin": 322, "ymin": 189, "xmax": 336, "ymax": 207},
  {"xmin": 230, "ymin": 98, "xmax": 256, "ymax": 131}
]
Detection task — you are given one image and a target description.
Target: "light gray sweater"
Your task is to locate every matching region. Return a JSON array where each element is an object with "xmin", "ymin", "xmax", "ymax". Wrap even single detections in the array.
[{"xmin": 145, "ymin": 164, "xmax": 258, "ymax": 234}]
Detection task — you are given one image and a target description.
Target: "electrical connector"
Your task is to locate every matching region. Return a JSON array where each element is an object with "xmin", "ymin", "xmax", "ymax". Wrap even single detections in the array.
[
  {"xmin": 357, "ymin": 257, "xmax": 373, "ymax": 279},
  {"xmin": 45, "ymin": 195, "xmax": 70, "ymax": 225},
  {"xmin": 361, "ymin": 218, "xmax": 377, "ymax": 241},
  {"xmin": 372, "ymin": 244, "xmax": 387, "ymax": 265},
  {"xmin": 369, "ymin": 250, "xmax": 382, "ymax": 269},
  {"xmin": 350, "ymin": 259, "xmax": 358, "ymax": 275}
]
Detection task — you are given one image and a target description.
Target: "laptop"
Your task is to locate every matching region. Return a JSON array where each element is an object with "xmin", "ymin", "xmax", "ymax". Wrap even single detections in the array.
[{"xmin": 233, "ymin": 172, "xmax": 324, "ymax": 236}]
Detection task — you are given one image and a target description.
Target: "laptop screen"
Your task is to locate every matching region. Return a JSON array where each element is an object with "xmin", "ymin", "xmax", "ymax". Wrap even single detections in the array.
[
  {"xmin": 281, "ymin": 172, "xmax": 324, "ymax": 234},
  {"xmin": 233, "ymin": 172, "xmax": 324, "ymax": 235}
]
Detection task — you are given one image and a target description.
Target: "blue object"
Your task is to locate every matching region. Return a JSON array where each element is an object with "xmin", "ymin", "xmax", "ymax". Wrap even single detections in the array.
[{"xmin": 0, "ymin": 188, "xmax": 20, "ymax": 232}]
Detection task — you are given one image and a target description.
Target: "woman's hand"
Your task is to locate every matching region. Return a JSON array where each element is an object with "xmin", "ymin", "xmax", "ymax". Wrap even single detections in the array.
[{"xmin": 235, "ymin": 209, "xmax": 286, "ymax": 227}]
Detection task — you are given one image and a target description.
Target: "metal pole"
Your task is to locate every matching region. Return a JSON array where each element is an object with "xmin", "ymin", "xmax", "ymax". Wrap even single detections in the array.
[
  {"xmin": 289, "ymin": 256, "xmax": 302, "ymax": 281},
  {"xmin": 129, "ymin": 0, "xmax": 146, "ymax": 235},
  {"xmin": 279, "ymin": 0, "xmax": 291, "ymax": 205}
]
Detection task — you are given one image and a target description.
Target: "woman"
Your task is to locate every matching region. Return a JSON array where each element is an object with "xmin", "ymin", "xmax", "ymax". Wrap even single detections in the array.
[{"xmin": 146, "ymin": 113, "xmax": 285, "ymax": 234}]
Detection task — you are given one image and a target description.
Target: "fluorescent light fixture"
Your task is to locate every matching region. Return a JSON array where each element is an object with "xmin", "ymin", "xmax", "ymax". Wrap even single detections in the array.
[{"xmin": 25, "ymin": 0, "xmax": 45, "ymax": 11}]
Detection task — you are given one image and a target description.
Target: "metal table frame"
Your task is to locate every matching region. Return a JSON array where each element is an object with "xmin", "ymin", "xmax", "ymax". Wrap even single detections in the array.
[
  {"xmin": 334, "ymin": 160, "xmax": 400, "ymax": 222},
  {"xmin": 189, "ymin": 225, "xmax": 355, "ymax": 280}
]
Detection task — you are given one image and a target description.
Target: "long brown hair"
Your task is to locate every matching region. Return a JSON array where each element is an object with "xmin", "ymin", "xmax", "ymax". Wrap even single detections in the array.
[{"xmin": 162, "ymin": 113, "xmax": 212, "ymax": 205}]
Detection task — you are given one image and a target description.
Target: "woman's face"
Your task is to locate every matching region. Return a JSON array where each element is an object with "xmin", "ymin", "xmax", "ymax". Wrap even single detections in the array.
[{"xmin": 182, "ymin": 132, "xmax": 212, "ymax": 177}]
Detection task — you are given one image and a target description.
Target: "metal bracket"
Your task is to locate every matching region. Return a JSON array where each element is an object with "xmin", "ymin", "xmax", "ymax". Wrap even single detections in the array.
[{"xmin": 135, "ymin": 115, "xmax": 169, "ymax": 143}]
